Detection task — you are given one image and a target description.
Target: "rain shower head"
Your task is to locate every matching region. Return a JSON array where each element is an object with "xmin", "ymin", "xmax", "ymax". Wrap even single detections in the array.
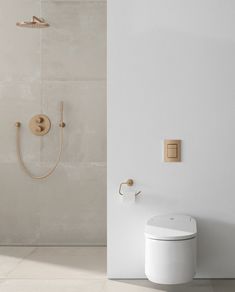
[{"xmin": 16, "ymin": 16, "xmax": 49, "ymax": 28}]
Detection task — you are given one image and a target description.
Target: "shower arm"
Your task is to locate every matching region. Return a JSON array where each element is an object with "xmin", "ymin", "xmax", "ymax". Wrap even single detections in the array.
[
  {"xmin": 15, "ymin": 102, "xmax": 65, "ymax": 180},
  {"xmin": 16, "ymin": 16, "xmax": 49, "ymax": 28}
]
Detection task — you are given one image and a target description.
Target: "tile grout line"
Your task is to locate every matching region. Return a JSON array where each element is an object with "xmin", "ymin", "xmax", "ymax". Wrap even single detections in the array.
[
  {"xmin": 0, "ymin": 245, "xmax": 107, "ymax": 247},
  {"xmin": 3, "ymin": 247, "xmax": 38, "ymax": 280},
  {"xmin": 40, "ymin": 0, "xmax": 44, "ymax": 164},
  {"xmin": 0, "ymin": 277, "xmax": 107, "ymax": 280},
  {"xmin": 41, "ymin": 1, "xmax": 107, "ymax": 3},
  {"xmin": 0, "ymin": 79, "xmax": 106, "ymax": 85}
]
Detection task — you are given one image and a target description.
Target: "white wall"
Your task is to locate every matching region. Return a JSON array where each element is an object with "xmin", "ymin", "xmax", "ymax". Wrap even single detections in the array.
[
  {"xmin": 108, "ymin": 0, "xmax": 235, "ymax": 278},
  {"xmin": 0, "ymin": 0, "xmax": 106, "ymax": 245}
]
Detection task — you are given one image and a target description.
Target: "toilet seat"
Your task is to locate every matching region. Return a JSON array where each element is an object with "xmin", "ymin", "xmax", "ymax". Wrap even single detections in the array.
[{"xmin": 145, "ymin": 214, "xmax": 197, "ymax": 241}]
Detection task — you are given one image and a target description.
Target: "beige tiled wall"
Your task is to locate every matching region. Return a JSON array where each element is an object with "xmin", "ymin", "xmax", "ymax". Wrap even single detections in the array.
[{"xmin": 0, "ymin": 0, "xmax": 106, "ymax": 245}]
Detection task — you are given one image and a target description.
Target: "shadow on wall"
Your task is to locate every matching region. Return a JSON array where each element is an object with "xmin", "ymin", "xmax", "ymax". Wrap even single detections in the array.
[{"xmin": 196, "ymin": 216, "xmax": 235, "ymax": 278}]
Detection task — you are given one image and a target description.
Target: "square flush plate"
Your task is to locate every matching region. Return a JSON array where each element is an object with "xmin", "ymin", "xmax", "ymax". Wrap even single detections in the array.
[{"xmin": 164, "ymin": 140, "xmax": 181, "ymax": 162}]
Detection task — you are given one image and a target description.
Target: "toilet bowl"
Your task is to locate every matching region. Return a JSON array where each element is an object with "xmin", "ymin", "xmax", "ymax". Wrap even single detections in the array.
[{"xmin": 145, "ymin": 214, "xmax": 197, "ymax": 285}]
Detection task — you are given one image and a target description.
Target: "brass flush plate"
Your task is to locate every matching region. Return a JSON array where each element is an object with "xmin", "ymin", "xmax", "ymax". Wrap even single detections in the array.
[
  {"xmin": 29, "ymin": 114, "xmax": 51, "ymax": 136},
  {"xmin": 164, "ymin": 140, "xmax": 181, "ymax": 162}
]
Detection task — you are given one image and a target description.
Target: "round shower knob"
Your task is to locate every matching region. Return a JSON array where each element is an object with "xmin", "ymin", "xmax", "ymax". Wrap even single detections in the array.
[
  {"xmin": 35, "ymin": 125, "xmax": 44, "ymax": 133},
  {"xmin": 36, "ymin": 117, "xmax": 43, "ymax": 123}
]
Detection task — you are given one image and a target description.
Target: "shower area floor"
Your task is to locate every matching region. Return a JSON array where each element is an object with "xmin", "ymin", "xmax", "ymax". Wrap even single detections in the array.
[{"xmin": 0, "ymin": 246, "xmax": 233, "ymax": 291}]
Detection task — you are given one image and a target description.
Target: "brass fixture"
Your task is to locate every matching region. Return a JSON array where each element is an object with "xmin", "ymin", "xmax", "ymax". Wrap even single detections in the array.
[
  {"xmin": 29, "ymin": 114, "xmax": 51, "ymax": 136},
  {"xmin": 164, "ymin": 140, "xmax": 181, "ymax": 162},
  {"xmin": 119, "ymin": 179, "xmax": 141, "ymax": 197},
  {"xmin": 59, "ymin": 122, "xmax": 66, "ymax": 128},
  {"xmin": 16, "ymin": 16, "xmax": 49, "ymax": 28},
  {"xmin": 15, "ymin": 102, "xmax": 65, "ymax": 180}
]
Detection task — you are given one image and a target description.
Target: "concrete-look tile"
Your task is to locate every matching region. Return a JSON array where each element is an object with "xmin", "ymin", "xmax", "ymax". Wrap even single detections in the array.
[
  {"xmin": 37, "ymin": 163, "xmax": 106, "ymax": 245},
  {"xmin": 0, "ymin": 279, "xmax": 105, "ymax": 292},
  {"xmin": 211, "ymin": 279, "xmax": 235, "ymax": 292},
  {"xmin": 0, "ymin": 164, "xmax": 42, "ymax": 244},
  {"xmin": 41, "ymin": 1, "xmax": 106, "ymax": 80},
  {"xmin": 0, "ymin": 1, "xmax": 41, "ymax": 82},
  {"xmin": 8, "ymin": 247, "xmax": 106, "ymax": 279},
  {"xmin": 40, "ymin": 81, "xmax": 106, "ymax": 164},
  {"xmin": 0, "ymin": 82, "xmax": 43, "ymax": 245},
  {"xmin": 0, "ymin": 247, "xmax": 35, "ymax": 278},
  {"xmin": 0, "ymin": 0, "xmax": 106, "ymax": 247},
  {"xmin": 104, "ymin": 279, "xmax": 213, "ymax": 292},
  {"xmin": 0, "ymin": 82, "xmax": 42, "ymax": 164}
]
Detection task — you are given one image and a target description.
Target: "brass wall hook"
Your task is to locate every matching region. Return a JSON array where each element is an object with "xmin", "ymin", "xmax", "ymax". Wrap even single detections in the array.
[{"xmin": 119, "ymin": 179, "xmax": 141, "ymax": 197}]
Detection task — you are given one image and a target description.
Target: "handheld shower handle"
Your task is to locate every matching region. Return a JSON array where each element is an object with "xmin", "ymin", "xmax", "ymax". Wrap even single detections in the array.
[{"xmin": 59, "ymin": 101, "xmax": 66, "ymax": 128}]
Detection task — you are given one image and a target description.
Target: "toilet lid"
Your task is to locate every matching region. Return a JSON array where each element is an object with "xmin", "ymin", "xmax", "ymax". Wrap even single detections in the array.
[{"xmin": 145, "ymin": 214, "xmax": 197, "ymax": 240}]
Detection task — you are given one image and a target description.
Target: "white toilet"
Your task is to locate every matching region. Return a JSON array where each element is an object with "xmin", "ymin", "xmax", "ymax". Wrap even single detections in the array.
[{"xmin": 145, "ymin": 214, "xmax": 197, "ymax": 285}]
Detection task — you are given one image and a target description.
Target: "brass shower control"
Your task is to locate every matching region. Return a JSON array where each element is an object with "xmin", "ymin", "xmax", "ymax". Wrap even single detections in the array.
[
  {"xmin": 29, "ymin": 114, "xmax": 51, "ymax": 136},
  {"xmin": 35, "ymin": 125, "xmax": 44, "ymax": 133},
  {"xmin": 36, "ymin": 117, "xmax": 43, "ymax": 123},
  {"xmin": 15, "ymin": 101, "xmax": 65, "ymax": 179},
  {"xmin": 164, "ymin": 140, "xmax": 181, "ymax": 162}
]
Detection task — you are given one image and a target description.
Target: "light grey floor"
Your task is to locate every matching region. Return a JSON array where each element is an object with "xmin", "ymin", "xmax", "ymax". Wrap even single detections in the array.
[{"xmin": 0, "ymin": 247, "xmax": 234, "ymax": 291}]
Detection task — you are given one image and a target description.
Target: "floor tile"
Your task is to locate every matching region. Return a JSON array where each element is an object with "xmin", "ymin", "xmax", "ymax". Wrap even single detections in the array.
[
  {"xmin": 0, "ymin": 247, "xmax": 35, "ymax": 278},
  {"xmin": 105, "ymin": 279, "xmax": 214, "ymax": 292},
  {"xmin": 0, "ymin": 279, "xmax": 105, "ymax": 292},
  {"xmin": 8, "ymin": 247, "xmax": 106, "ymax": 279},
  {"xmin": 211, "ymin": 279, "xmax": 235, "ymax": 292},
  {"xmin": 0, "ymin": 247, "xmax": 234, "ymax": 292},
  {"xmin": 104, "ymin": 280, "xmax": 166, "ymax": 292}
]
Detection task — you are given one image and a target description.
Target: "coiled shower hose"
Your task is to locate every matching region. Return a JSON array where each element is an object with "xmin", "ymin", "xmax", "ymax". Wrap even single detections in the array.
[{"xmin": 15, "ymin": 102, "xmax": 65, "ymax": 179}]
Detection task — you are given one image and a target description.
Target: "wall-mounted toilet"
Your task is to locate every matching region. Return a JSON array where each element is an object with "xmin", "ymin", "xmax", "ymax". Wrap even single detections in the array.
[{"xmin": 145, "ymin": 214, "xmax": 197, "ymax": 285}]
